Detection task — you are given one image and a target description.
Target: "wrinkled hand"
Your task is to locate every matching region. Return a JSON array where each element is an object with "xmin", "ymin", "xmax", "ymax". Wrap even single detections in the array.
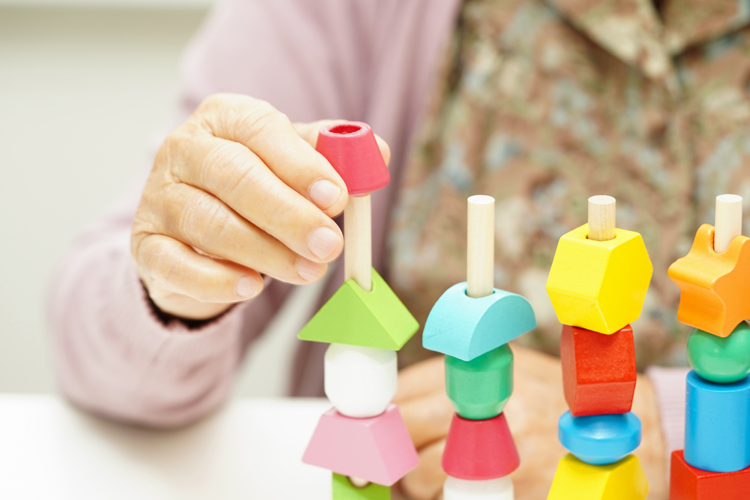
[
  {"xmin": 131, "ymin": 93, "xmax": 390, "ymax": 320},
  {"xmin": 394, "ymin": 344, "xmax": 667, "ymax": 500}
]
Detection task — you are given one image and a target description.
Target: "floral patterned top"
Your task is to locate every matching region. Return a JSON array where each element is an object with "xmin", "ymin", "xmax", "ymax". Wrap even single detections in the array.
[{"xmin": 389, "ymin": 0, "xmax": 750, "ymax": 369}]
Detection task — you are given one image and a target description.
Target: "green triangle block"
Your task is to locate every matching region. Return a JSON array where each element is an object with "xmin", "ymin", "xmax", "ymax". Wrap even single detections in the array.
[
  {"xmin": 332, "ymin": 473, "xmax": 390, "ymax": 500},
  {"xmin": 298, "ymin": 268, "xmax": 419, "ymax": 350}
]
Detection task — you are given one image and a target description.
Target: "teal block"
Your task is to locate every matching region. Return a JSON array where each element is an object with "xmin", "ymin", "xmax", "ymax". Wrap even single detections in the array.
[
  {"xmin": 446, "ymin": 344, "xmax": 513, "ymax": 419},
  {"xmin": 332, "ymin": 473, "xmax": 390, "ymax": 500},
  {"xmin": 423, "ymin": 282, "xmax": 536, "ymax": 361}
]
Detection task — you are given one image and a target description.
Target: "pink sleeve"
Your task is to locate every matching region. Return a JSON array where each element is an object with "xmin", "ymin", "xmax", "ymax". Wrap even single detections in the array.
[
  {"xmin": 48, "ymin": 0, "xmax": 381, "ymax": 427},
  {"xmin": 646, "ymin": 366, "xmax": 691, "ymax": 456}
]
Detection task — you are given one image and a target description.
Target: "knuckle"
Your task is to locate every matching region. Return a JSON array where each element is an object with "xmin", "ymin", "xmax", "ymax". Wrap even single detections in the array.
[
  {"xmin": 202, "ymin": 142, "xmax": 256, "ymax": 191},
  {"xmin": 236, "ymin": 101, "xmax": 289, "ymax": 140},
  {"xmin": 180, "ymin": 191, "xmax": 232, "ymax": 247}
]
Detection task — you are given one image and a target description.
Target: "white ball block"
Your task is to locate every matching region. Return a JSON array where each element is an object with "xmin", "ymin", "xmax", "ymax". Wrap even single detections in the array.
[
  {"xmin": 324, "ymin": 343, "xmax": 397, "ymax": 418},
  {"xmin": 443, "ymin": 476, "xmax": 514, "ymax": 500}
]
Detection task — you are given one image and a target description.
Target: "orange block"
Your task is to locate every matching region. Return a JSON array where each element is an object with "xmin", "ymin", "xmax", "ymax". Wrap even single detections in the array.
[{"xmin": 668, "ymin": 224, "xmax": 750, "ymax": 337}]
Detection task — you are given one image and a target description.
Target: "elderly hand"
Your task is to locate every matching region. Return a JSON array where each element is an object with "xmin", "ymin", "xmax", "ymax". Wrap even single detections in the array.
[
  {"xmin": 131, "ymin": 94, "xmax": 389, "ymax": 320},
  {"xmin": 394, "ymin": 344, "xmax": 667, "ymax": 500}
]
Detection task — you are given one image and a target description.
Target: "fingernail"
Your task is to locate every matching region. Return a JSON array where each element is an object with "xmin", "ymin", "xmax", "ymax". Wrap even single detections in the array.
[
  {"xmin": 297, "ymin": 258, "xmax": 324, "ymax": 282},
  {"xmin": 307, "ymin": 226, "xmax": 341, "ymax": 260},
  {"xmin": 309, "ymin": 179, "xmax": 342, "ymax": 209},
  {"xmin": 235, "ymin": 276, "xmax": 259, "ymax": 298}
]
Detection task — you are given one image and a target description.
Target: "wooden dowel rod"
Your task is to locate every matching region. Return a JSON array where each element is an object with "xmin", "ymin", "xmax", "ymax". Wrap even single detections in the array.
[
  {"xmin": 588, "ymin": 195, "xmax": 616, "ymax": 241},
  {"xmin": 467, "ymin": 195, "xmax": 495, "ymax": 298},
  {"xmin": 344, "ymin": 194, "xmax": 372, "ymax": 291},
  {"xmin": 715, "ymin": 194, "xmax": 743, "ymax": 253}
]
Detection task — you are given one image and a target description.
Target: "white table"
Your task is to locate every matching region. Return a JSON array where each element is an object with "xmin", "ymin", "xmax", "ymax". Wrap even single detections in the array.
[{"xmin": 0, "ymin": 395, "xmax": 335, "ymax": 500}]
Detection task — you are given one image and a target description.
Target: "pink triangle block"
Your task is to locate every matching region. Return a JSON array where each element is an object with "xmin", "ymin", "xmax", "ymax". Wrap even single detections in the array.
[{"xmin": 302, "ymin": 404, "xmax": 418, "ymax": 486}]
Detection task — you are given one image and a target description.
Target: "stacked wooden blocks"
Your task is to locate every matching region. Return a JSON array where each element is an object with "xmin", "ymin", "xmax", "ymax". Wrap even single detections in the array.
[
  {"xmin": 545, "ymin": 196, "xmax": 652, "ymax": 500},
  {"xmin": 423, "ymin": 196, "xmax": 537, "ymax": 500},
  {"xmin": 667, "ymin": 194, "xmax": 750, "ymax": 500},
  {"xmin": 298, "ymin": 122, "xmax": 420, "ymax": 499}
]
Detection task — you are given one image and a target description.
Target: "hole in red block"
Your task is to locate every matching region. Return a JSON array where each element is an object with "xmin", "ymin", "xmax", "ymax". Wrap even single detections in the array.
[{"xmin": 329, "ymin": 124, "xmax": 362, "ymax": 135}]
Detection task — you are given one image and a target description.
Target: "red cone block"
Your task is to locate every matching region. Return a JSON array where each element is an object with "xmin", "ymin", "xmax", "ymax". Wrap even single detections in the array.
[
  {"xmin": 670, "ymin": 450, "xmax": 750, "ymax": 500},
  {"xmin": 561, "ymin": 324, "xmax": 637, "ymax": 416},
  {"xmin": 316, "ymin": 122, "xmax": 389, "ymax": 195},
  {"xmin": 442, "ymin": 413, "xmax": 520, "ymax": 480}
]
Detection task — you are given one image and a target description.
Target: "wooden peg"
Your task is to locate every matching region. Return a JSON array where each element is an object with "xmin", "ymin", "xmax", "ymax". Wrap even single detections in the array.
[
  {"xmin": 588, "ymin": 195, "xmax": 616, "ymax": 241},
  {"xmin": 467, "ymin": 195, "xmax": 495, "ymax": 299},
  {"xmin": 344, "ymin": 194, "xmax": 372, "ymax": 291},
  {"xmin": 715, "ymin": 194, "xmax": 743, "ymax": 253}
]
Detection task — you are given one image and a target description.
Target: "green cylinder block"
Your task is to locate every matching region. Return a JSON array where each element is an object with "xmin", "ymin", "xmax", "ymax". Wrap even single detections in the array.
[
  {"xmin": 445, "ymin": 344, "xmax": 513, "ymax": 420},
  {"xmin": 687, "ymin": 322, "xmax": 750, "ymax": 383}
]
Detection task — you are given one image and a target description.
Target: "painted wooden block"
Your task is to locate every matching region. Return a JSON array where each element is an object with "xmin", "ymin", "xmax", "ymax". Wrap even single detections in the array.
[
  {"xmin": 558, "ymin": 411, "xmax": 641, "ymax": 465},
  {"xmin": 423, "ymin": 282, "xmax": 536, "ymax": 361},
  {"xmin": 670, "ymin": 450, "xmax": 750, "ymax": 500},
  {"xmin": 668, "ymin": 224, "xmax": 750, "ymax": 337},
  {"xmin": 316, "ymin": 122, "xmax": 389, "ymax": 195},
  {"xmin": 561, "ymin": 324, "xmax": 636, "ymax": 416},
  {"xmin": 302, "ymin": 405, "xmax": 418, "ymax": 486},
  {"xmin": 546, "ymin": 224, "xmax": 652, "ymax": 335},
  {"xmin": 332, "ymin": 473, "xmax": 390, "ymax": 500},
  {"xmin": 443, "ymin": 475, "xmax": 514, "ymax": 500},
  {"xmin": 687, "ymin": 323, "xmax": 750, "ymax": 383},
  {"xmin": 547, "ymin": 454, "xmax": 648, "ymax": 500},
  {"xmin": 684, "ymin": 370, "xmax": 750, "ymax": 473},
  {"xmin": 298, "ymin": 268, "xmax": 419, "ymax": 350},
  {"xmin": 445, "ymin": 344, "xmax": 513, "ymax": 420},
  {"xmin": 325, "ymin": 344, "xmax": 397, "ymax": 418},
  {"xmin": 442, "ymin": 413, "xmax": 520, "ymax": 480}
]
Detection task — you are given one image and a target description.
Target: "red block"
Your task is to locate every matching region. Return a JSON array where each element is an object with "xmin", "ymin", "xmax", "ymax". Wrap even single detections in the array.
[
  {"xmin": 561, "ymin": 324, "xmax": 637, "ymax": 416},
  {"xmin": 670, "ymin": 450, "xmax": 750, "ymax": 500},
  {"xmin": 442, "ymin": 413, "xmax": 520, "ymax": 480},
  {"xmin": 316, "ymin": 122, "xmax": 390, "ymax": 195}
]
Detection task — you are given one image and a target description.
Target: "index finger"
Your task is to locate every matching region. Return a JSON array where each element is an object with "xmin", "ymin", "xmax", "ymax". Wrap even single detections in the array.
[{"xmin": 197, "ymin": 94, "xmax": 348, "ymax": 217}]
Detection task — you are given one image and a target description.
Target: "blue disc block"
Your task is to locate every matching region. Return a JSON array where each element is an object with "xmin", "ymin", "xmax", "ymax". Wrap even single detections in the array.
[
  {"xmin": 685, "ymin": 370, "xmax": 750, "ymax": 473},
  {"xmin": 558, "ymin": 411, "xmax": 641, "ymax": 465}
]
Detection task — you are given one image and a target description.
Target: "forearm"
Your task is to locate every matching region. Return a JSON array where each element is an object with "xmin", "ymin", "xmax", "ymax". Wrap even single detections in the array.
[
  {"xmin": 633, "ymin": 374, "xmax": 668, "ymax": 499},
  {"xmin": 50, "ymin": 233, "xmax": 248, "ymax": 428}
]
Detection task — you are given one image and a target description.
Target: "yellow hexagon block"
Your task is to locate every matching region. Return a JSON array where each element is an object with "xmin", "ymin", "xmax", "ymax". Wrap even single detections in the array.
[
  {"xmin": 547, "ymin": 454, "xmax": 648, "ymax": 500},
  {"xmin": 546, "ymin": 224, "xmax": 653, "ymax": 334}
]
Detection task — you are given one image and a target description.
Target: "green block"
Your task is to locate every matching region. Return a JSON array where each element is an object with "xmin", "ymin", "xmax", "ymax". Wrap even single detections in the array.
[
  {"xmin": 332, "ymin": 474, "xmax": 391, "ymax": 500},
  {"xmin": 298, "ymin": 268, "xmax": 419, "ymax": 350},
  {"xmin": 445, "ymin": 344, "xmax": 513, "ymax": 420},
  {"xmin": 687, "ymin": 323, "xmax": 750, "ymax": 383}
]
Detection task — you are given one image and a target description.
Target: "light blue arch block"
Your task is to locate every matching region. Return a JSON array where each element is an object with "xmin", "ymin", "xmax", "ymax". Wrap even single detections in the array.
[
  {"xmin": 422, "ymin": 282, "xmax": 536, "ymax": 361},
  {"xmin": 558, "ymin": 411, "xmax": 642, "ymax": 465},
  {"xmin": 685, "ymin": 371, "xmax": 750, "ymax": 473}
]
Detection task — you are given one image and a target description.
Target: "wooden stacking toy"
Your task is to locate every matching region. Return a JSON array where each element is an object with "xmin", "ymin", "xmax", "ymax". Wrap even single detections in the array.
[
  {"xmin": 299, "ymin": 122, "xmax": 419, "ymax": 499},
  {"xmin": 668, "ymin": 194, "xmax": 750, "ymax": 499},
  {"xmin": 546, "ymin": 196, "xmax": 651, "ymax": 500},
  {"xmin": 423, "ymin": 196, "xmax": 536, "ymax": 500}
]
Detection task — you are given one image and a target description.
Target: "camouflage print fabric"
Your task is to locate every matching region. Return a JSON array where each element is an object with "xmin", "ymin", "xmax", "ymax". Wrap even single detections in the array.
[{"xmin": 388, "ymin": 0, "xmax": 750, "ymax": 370}]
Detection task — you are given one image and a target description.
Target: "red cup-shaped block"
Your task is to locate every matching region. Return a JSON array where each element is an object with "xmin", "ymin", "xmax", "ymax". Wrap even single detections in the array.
[
  {"xmin": 442, "ymin": 413, "xmax": 520, "ymax": 480},
  {"xmin": 561, "ymin": 324, "xmax": 637, "ymax": 416},
  {"xmin": 316, "ymin": 122, "xmax": 389, "ymax": 195},
  {"xmin": 670, "ymin": 450, "xmax": 750, "ymax": 500}
]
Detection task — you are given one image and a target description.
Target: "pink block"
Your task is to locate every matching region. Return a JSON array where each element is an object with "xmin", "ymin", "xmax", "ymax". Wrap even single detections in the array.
[{"xmin": 302, "ymin": 404, "xmax": 418, "ymax": 486}]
